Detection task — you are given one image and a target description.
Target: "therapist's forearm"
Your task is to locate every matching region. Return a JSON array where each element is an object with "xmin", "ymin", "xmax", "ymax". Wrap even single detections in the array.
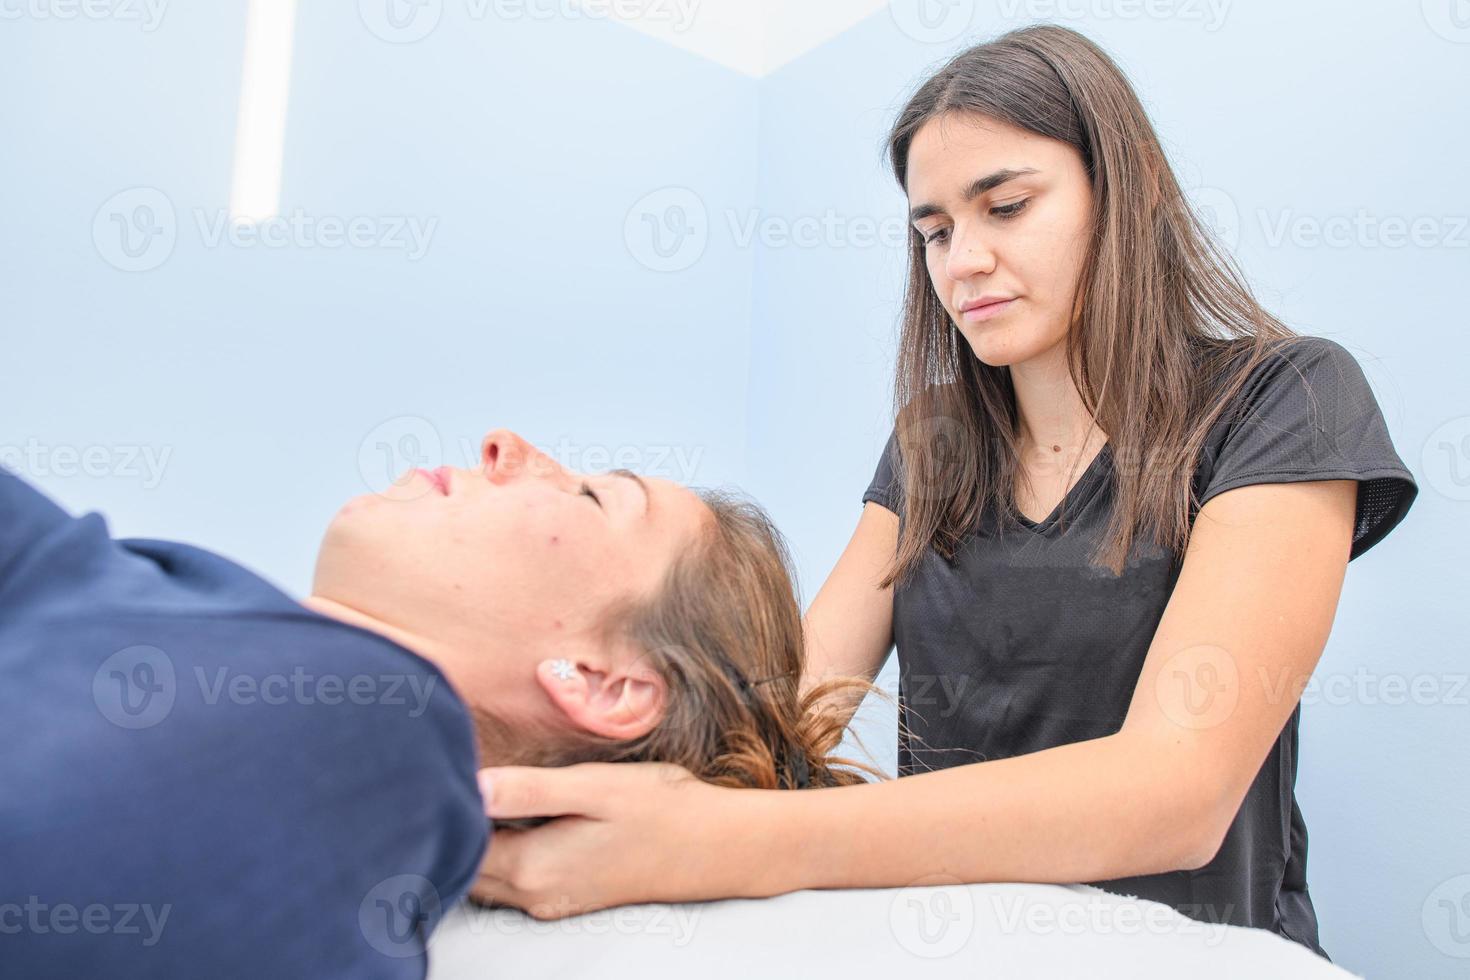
[{"xmin": 745, "ymin": 732, "xmax": 1218, "ymax": 894}]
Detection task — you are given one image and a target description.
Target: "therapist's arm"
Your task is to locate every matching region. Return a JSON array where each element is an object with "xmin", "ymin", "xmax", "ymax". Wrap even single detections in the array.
[
  {"xmin": 475, "ymin": 479, "xmax": 1356, "ymax": 912},
  {"xmin": 798, "ymin": 501, "xmax": 898, "ymax": 726},
  {"xmin": 750, "ymin": 478, "xmax": 1356, "ymax": 889}
]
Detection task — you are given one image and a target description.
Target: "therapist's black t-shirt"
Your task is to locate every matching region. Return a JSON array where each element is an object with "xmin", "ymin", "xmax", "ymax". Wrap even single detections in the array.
[
  {"xmin": 861, "ymin": 335, "xmax": 1417, "ymax": 961},
  {"xmin": 0, "ymin": 469, "xmax": 490, "ymax": 978}
]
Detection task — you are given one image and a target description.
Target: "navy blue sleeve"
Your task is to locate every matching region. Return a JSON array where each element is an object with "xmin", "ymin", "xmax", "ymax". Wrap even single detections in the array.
[
  {"xmin": 1197, "ymin": 336, "xmax": 1418, "ymax": 560},
  {"xmin": 0, "ymin": 465, "xmax": 74, "ymax": 585}
]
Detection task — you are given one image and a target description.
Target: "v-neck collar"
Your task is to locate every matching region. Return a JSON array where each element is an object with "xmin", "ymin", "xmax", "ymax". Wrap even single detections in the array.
[{"xmin": 1014, "ymin": 442, "xmax": 1113, "ymax": 533}]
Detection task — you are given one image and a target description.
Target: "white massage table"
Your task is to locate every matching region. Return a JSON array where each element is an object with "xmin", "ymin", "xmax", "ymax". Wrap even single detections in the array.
[{"xmin": 427, "ymin": 881, "xmax": 1361, "ymax": 978}]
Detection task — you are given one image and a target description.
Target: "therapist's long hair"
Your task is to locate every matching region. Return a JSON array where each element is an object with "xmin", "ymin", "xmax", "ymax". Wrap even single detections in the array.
[{"xmin": 882, "ymin": 24, "xmax": 1300, "ymax": 584}]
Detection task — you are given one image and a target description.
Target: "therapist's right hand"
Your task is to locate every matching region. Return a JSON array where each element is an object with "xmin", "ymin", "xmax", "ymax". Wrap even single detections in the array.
[{"xmin": 470, "ymin": 761, "xmax": 785, "ymax": 920}]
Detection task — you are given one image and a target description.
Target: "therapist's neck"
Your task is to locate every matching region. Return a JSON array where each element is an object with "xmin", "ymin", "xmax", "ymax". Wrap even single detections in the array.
[{"xmin": 1007, "ymin": 335, "xmax": 1107, "ymax": 453}]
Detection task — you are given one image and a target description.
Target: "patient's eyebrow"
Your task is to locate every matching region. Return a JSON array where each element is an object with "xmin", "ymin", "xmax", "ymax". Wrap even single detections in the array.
[{"xmin": 610, "ymin": 469, "xmax": 650, "ymax": 517}]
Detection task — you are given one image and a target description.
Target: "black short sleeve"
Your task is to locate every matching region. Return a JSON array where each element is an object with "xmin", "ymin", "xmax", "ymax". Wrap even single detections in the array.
[
  {"xmin": 1196, "ymin": 336, "xmax": 1418, "ymax": 560},
  {"xmin": 861, "ymin": 428, "xmax": 902, "ymax": 516}
]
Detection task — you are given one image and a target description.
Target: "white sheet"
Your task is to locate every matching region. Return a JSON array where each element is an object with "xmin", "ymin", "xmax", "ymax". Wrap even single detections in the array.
[{"xmin": 427, "ymin": 881, "xmax": 1362, "ymax": 978}]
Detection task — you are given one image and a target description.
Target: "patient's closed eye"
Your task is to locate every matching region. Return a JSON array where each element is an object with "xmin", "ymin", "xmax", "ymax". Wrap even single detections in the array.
[{"xmin": 579, "ymin": 482, "xmax": 602, "ymax": 508}]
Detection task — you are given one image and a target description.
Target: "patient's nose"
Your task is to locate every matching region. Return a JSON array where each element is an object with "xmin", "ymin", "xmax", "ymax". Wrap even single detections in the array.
[{"xmin": 481, "ymin": 429, "xmax": 563, "ymax": 486}]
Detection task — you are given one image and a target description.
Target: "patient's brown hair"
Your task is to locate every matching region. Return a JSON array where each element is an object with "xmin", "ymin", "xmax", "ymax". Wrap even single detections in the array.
[{"xmin": 472, "ymin": 489, "xmax": 888, "ymax": 789}]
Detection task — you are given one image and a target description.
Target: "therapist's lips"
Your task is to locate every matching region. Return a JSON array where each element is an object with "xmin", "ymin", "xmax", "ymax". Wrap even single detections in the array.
[{"xmin": 959, "ymin": 296, "xmax": 1019, "ymax": 322}]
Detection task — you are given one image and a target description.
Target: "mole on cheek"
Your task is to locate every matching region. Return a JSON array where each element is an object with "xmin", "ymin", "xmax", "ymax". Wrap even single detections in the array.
[{"xmin": 549, "ymin": 535, "xmax": 559, "ymax": 545}]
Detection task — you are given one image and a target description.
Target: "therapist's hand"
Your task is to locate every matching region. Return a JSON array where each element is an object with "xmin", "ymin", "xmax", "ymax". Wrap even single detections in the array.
[{"xmin": 471, "ymin": 762, "xmax": 781, "ymax": 920}]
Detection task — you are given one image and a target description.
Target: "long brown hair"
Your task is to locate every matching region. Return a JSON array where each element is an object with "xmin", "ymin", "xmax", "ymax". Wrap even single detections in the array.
[
  {"xmin": 883, "ymin": 23, "xmax": 1301, "ymax": 585},
  {"xmin": 473, "ymin": 489, "xmax": 889, "ymax": 789}
]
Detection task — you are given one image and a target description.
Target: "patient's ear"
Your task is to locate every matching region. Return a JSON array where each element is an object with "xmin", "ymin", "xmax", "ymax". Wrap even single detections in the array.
[{"xmin": 535, "ymin": 651, "xmax": 666, "ymax": 741}]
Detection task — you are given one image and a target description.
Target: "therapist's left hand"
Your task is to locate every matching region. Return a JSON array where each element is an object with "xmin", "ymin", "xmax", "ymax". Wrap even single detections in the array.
[{"xmin": 471, "ymin": 762, "xmax": 775, "ymax": 920}]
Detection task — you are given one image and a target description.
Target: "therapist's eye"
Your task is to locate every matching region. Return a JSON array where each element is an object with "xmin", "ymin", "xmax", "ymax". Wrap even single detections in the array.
[
  {"xmin": 579, "ymin": 481, "xmax": 602, "ymax": 508},
  {"xmin": 991, "ymin": 197, "xmax": 1031, "ymax": 220},
  {"xmin": 920, "ymin": 227, "xmax": 950, "ymax": 246}
]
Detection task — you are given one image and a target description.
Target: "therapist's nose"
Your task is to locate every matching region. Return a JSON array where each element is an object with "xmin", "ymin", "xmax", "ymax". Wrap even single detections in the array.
[
  {"xmin": 944, "ymin": 224, "xmax": 998, "ymax": 282},
  {"xmin": 481, "ymin": 429, "xmax": 567, "ymax": 487}
]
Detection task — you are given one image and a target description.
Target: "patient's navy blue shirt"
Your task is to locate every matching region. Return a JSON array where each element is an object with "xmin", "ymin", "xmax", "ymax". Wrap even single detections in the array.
[
  {"xmin": 862, "ymin": 336, "xmax": 1417, "ymax": 961},
  {"xmin": 0, "ymin": 469, "xmax": 490, "ymax": 978}
]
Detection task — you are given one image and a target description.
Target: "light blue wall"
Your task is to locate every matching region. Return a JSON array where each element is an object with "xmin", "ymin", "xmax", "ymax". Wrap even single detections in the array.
[{"xmin": 3, "ymin": 4, "xmax": 1465, "ymax": 977}]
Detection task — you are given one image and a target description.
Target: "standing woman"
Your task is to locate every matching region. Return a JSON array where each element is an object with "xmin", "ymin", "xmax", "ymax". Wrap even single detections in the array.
[{"xmin": 473, "ymin": 25, "xmax": 1417, "ymax": 962}]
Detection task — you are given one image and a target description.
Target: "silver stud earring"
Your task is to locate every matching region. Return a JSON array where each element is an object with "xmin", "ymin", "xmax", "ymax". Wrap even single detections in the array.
[{"xmin": 550, "ymin": 659, "xmax": 576, "ymax": 682}]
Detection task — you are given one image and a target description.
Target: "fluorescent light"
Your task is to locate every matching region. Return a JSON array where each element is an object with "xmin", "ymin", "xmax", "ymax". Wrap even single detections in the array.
[{"xmin": 229, "ymin": 0, "xmax": 298, "ymax": 223}]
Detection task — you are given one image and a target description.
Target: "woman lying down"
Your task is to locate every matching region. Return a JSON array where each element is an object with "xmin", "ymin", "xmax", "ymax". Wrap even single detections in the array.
[{"xmin": 0, "ymin": 428, "xmax": 878, "ymax": 979}]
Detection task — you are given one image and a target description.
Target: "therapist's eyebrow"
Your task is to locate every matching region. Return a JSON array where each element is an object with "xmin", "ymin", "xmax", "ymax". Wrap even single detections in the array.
[
  {"xmin": 908, "ymin": 167, "xmax": 1042, "ymax": 223},
  {"xmin": 610, "ymin": 469, "xmax": 650, "ymax": 516}
]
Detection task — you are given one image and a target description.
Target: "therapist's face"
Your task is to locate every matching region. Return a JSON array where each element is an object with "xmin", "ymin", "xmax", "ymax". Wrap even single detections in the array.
[
  {"xmin": 312, "ymin": 428, "xmax": 710, "ymax": 695},
  {"xmin": 905, "ymin": 111, "xmax": 1094, "ymax": 368}
]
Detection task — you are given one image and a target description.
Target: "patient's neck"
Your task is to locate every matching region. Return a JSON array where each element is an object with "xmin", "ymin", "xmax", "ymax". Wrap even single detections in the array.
[{"xmin": 301, "ymin": 595, "xmax": 450, "ymax": 668}]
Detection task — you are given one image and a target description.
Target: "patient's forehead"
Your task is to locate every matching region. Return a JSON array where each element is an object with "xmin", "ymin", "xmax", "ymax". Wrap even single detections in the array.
[{"xmin": 643, "ymin": 477, "xmax": 710, "ymax": 543}]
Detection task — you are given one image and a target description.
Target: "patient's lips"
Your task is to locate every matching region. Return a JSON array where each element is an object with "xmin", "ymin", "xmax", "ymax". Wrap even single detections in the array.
[{"xmin": 417, "ymin": 467, "xmax": 452, "ymax": 496}]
